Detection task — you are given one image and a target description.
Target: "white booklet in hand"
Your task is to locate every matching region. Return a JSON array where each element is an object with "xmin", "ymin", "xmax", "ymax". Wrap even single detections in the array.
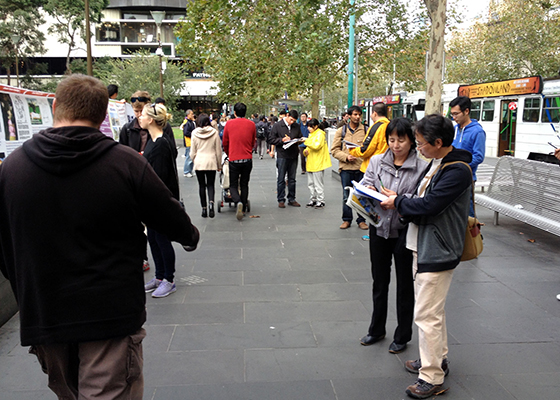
[
  {"xmin": 343, "ymin": 140, "xmax": 359, "ymax": 149},
  {"xmin": 351, "ymin": 181, "xmax": 388, "ymax": 202},
  {"xmin": 282, "ymin": 138, "xmax": 304, "ymax": 149}
]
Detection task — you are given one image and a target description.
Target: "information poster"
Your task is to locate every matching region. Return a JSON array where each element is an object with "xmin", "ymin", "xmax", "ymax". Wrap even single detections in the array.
[{"xmin": 0, "ymin": 84, "xmax": 134, "ymax": 162}]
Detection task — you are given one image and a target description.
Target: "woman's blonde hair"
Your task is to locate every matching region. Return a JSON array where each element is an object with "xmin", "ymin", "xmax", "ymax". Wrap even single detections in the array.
[{"xmin": 144, "ymin": 103, "xmax": 172, "ymax": 127}]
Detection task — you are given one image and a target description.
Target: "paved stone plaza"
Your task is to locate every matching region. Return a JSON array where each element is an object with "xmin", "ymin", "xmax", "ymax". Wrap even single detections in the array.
[{"xmin": 1, "ymin": 154, "xmax": 559, "ymax": 399}]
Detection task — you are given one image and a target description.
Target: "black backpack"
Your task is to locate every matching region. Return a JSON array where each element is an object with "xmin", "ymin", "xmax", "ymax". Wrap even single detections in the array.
[{"xmin": 257, "ymin": 124, "xmax": 266, "ymax": 139}]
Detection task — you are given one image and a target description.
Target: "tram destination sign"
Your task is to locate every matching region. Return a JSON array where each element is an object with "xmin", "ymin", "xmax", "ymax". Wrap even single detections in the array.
[{"xmin": 458, "ymin": 76, "xmax": 543, "ymax": 99}]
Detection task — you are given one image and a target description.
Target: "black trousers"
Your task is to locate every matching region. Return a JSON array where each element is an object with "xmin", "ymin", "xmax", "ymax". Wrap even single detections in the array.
[
  {"xmin": 367, "ymin": 226, "xmax": 414, "ymax": 344},
  {"xmin": 228, "ymin": 160, "xmax": 252, "ymax": 208},
  {"xmin": 195, "ymin": 170, "xmax": 216, "ymax": 208}
]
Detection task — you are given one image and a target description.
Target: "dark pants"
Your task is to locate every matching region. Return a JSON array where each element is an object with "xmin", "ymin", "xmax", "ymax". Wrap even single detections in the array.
[
  {"xmin": 367, "ymin": 226, "xmax": 414, "ymax": 344},
  {"xmin": 276, "ymin": 157, "xmax": 298, "ymax": 203},
  {"xmin": 147, "ymin": 228, "xmax": 176, "ymax": 282},
  {"xmin": 299, "ymin": 147, "xmax": 307, "ymax": 173},
  {"xmin": 229, "ymin": 160, "xmax": 252, "ymax": 208},
  {"xmin": 196, "ymin": 170, "xmax": 216, "ymax": 208},
  {"xmin": 339, "ymin": 169, "xmax": 365, "ymax": 224},
  {"xmin": 29, "ymin": 329, "xmax": 146, "ymax": 400}
]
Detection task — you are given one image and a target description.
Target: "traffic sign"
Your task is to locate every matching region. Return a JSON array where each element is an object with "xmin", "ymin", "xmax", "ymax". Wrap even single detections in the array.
[{"xmin": 508, "ymin": 101, "xmax": 517, "ymax": 111}]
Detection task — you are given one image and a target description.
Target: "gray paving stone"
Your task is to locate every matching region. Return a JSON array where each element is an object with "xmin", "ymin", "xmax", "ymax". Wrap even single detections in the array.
[
  {"xmin": 340, "ymin": 268, "xmax": 371, "ymax": 283},
  {"xmin": 152, "ymin": 380, "xmax": 336, "ymax": 400},
  {"xmin": 298, "ymin": 282, "xmax": 370, "ymax": 302},
  {"xmin": 143, "ymin": 350, "xmax": 244, "ymax": 386},
  {"xmin": 245, "ymin": 347, "xmax": 403, "ymax": 382},
  {"xmin": 193, "ymin": 257, "xmax": 291, "ymax": 271},
  {"xmin": 289, "ymin": 256, "xmax": 370, "ymax": 271},
  {"xmin": 244, "ymin": 300, "xmax": 368, "ymax": 324},
  {"xmin": 146, "ymin": 303, "xmax": 243, "ymax": 325},
  {"xmin": 243, "ymin": 270, "xmax": 347, "ymax": 285},
  {"xmin": 169, "ymin": 322, "xmax": 316, "ymax": 351},
  {"xmin": 181, "ymin": 284, "xmax": 302, "ymax": 303},
  {"xmin": 494, "ymin": 372, "xmax": 560, "ymax": 400}
]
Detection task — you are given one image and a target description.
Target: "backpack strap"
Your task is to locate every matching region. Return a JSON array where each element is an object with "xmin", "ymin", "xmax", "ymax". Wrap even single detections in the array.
[
  {"xmin": 359, "ymin": 121, "xmax": 383, "ymax": 153},
  {"xmin": 340, "ymin": 124, "xmax": 348, "ymax": 149}
]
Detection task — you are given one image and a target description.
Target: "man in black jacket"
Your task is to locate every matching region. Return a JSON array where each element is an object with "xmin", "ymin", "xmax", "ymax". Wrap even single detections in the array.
[
  {"xmin": 268, "ymin": 109, "xmax": 303, "ymax": 207},
  {"xmin": 0, "ymin": 74, "xmax": 199, "ymax": 400}
]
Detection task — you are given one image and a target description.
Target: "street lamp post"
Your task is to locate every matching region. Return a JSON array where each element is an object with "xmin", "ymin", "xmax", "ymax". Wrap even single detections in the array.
[
  {"xmin": 151, "ymin": 11, "xmax": 166, "ymax": 99},
  {"xmin": 11, "ymin": 34, "xmax": 21, "ymax": 87}
]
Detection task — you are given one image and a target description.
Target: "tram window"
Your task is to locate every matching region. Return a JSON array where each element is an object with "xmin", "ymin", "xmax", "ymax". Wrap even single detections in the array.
[
  {"xmin": 481, "ymin": 100, "xmax": 495, "ymax": 121},
  {"xmin": 542, "ymin": 96, "xmax": 560, "ymax": 123},
  {"xmin": 470, "ymin": 101, "xmax": 481, "ymax": 120},
  {"xmin": 523, "ymin": 98, "xmax": 540, "ymax": 122}
]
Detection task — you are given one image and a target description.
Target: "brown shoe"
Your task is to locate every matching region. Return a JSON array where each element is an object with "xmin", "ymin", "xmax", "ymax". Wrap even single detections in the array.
[
  {"xmin": 278, "ymin": 202, "xmax": 286, "ymax": 208},
  {"xmin": 405, "ymin": 379, "xmax": 448, "ymax": 399},
  {"xmin": 288, "ymin": 201, "xmax": 301, "ymax": 207},
  {"xmin": 339, "ymin": 221, "xmax": 351, "ymax": 229},
  {"xmin": 358, "ymin": 222, "xmax": 369, "ymax": 230}
]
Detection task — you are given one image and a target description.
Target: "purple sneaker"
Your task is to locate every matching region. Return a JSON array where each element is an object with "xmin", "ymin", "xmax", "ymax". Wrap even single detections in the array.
[{"xmin": 152, "ymin": 279, "xmax": 177, "ymax": 298}]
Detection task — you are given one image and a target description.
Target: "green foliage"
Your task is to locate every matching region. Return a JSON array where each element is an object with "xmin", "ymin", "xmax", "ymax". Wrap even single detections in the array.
[
  {"xmin": 175, "ymin": 0, "xmax": 437, "ymax": 115},
  {"xmin": 447, "ymin": 0, "xmax": 560, "ymax": 83},
  {"xmin": 96, "ymin": 50, "xmax": 186, "ymax": 124},
  {"xmin": 43, "ymin": 0, "xmax": 109, "ymax": 73},
  {"xmin": 0, "ymin": 7, "xmax": 46, "ymax": 85}
]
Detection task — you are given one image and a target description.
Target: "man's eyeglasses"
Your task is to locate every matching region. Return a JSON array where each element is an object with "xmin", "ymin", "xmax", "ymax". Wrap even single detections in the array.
[
  {"xmin": 416, "ymin": 140, "xmax": 429, "ymax": 148},
  {"xmin": 450, "ymin": 111, "xmax": 463, "ymax": 117},
  {"xmin": 131, "ymin": 96, "xmax": 150, "ymax": 103}
]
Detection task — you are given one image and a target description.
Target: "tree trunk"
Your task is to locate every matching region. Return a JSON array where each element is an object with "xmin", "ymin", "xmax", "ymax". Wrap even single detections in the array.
[
  {"xmin": 424, "ymin": 0, "xmax": 447, "ymax": 114},
  {"xmin": 311, "ymin": 84, "xmax": 320, "ymax": 119},
  {"xmin": 6, "ymin": 67, "xmax": 11, "ymax": 86}
]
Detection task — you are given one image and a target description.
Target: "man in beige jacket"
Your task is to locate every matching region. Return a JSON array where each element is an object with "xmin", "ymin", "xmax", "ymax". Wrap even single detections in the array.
[{"xmin": 330, "ymin": 105, "xmax": 368, "ymax": 230}]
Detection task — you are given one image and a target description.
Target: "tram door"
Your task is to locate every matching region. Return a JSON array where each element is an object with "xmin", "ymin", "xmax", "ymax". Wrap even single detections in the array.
[{"xmin": 498, "ymin": 99, "xmax": 517, "ymax": 156}]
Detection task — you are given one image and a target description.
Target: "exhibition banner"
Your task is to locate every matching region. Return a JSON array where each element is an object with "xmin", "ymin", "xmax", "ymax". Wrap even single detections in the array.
[{"xmin": 1, "ymin": 84, "xmax": 134, "ymax": 161}]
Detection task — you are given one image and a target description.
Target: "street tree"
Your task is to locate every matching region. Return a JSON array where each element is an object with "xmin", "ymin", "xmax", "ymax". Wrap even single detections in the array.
[
  {"xmin": 43, "ymin": 0, "xmax": 108, "ymax": 74},
  {"xmin": 0, "ymin": 2, "xmax": 46, "ymax": 86},
  {"xmin": 423, "ymin": 0, "xmax": 447, "ymax": 114},
  {"xmin": 176, "ymin": 0, "xmax": 424, "ymax": 117},
  {"xmin": 96, "ymin": 50, "xmax": 186, "ymax": 122},
  {"xmin": 447, "ymin": 0, "xmax": 560, "ymax": 83}
]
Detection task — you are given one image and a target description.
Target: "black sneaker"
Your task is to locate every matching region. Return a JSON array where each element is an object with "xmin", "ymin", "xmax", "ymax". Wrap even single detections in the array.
[
  {"xmin": 405, "ymin": 358, "xmax": 449, "ymax": 377},
  {"xmin": 314, "ymin": 202, "xmax": 325, "ymax": 209},
  {"xmin": 306, "ymin": 201, "xmax": 315, "ymax": 208},
  {"xmin": 405, "ymin": 379, "xmax": 448, "ymax": 399}
]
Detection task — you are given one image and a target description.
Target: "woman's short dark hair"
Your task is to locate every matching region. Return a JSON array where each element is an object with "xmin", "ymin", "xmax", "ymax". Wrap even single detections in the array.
[
  {"xmin": 195, "ymin": 113, "xmax": 211, "ymax": 128},
  {"xmin": 308, "ymin": 118, "xmax": 320, "ymax": 128},
  {"xmin": 385, "ymin": 117, "xmax": 416, "ymax": 149},
  {"xmin": 414, "ymin": 114, "xmax": 455, "ymax": 147}
]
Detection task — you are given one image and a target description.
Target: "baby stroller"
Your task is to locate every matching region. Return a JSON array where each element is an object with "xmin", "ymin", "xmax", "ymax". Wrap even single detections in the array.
[{"xmin": 217, "ymin": 154, "xmax": 251, "ymax": 213}]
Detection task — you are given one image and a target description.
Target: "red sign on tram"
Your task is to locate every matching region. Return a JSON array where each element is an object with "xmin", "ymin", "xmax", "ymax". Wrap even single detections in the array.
[{"xmin": 508, "ymin": 102, "xmax": 517, "ymax": 111}]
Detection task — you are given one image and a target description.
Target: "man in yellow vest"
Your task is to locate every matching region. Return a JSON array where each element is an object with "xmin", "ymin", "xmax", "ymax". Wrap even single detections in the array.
[{"xmin": 349, "ymin": 102, "xmax": 390, "ymax": 172}]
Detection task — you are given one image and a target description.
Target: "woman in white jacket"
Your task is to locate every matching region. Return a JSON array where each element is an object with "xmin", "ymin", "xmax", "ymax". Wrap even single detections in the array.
[{"xmin": 191, "ymin": 113, "xmax": 222, "ymax": 218}]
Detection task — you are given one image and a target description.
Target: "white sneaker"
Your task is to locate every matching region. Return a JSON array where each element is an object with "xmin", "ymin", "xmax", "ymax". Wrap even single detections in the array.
[
  {"xmin": 557, "ymin": 294, "xmax": 560, "ymax": 301},
  {"xmin": 185, "ymin": 172, "xmax": 193, "ymax": 178},
  {"xmin": 236, "ymin": 202, "xmax": 244, "ymax": 220},
  {"xmin": 152, "ymin": 279, "xmax": 176, "ymax": 298}
]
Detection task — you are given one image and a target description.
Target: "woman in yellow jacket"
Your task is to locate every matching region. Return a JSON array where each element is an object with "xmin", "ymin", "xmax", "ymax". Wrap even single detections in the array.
[{"xmin": 303, "ymin": 119, "xmax": 332, "ymax": 209}]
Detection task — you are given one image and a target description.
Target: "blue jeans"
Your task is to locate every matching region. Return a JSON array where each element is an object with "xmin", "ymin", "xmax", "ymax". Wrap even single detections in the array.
[
  {"xmin": 276, "ymin": 157, "xmax": 297, "ymax": 203},
  {"xmin": 340, "ymin": 169, "xmax": 365, "ymax": 224},
  {"xmin": 183, "ymin": 146, "xmax": 193, "ymax": 175}
]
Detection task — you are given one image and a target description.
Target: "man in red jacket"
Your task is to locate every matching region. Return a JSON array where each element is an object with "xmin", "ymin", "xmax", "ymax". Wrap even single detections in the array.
[
  {"xmin": 222, "ymin": 102, "xmax": 256, "ymax": 220},
  {"xmin": 0, "ymin": 74, "xmax": 199, "ymax": 400}
]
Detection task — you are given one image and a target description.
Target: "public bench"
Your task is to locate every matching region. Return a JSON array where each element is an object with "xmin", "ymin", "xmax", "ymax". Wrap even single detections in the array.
[{"xmin": 475, "ymin": 156, "xmax": 560, "ymax": 236}]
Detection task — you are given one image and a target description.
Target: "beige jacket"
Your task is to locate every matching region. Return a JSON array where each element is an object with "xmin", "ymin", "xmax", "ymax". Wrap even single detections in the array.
[
  {"xmin": 330, "ymin": 123, "xmax": 366, "ymax": 171},
  {"xmin": 191, "ymin": 126, "xmax": 222, "ymax": 171}
]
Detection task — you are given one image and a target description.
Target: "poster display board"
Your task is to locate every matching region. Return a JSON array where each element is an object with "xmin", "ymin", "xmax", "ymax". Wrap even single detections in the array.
[{"xmin": 0, "ymin": 84, "xmax": 134, "ymax": 161}]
